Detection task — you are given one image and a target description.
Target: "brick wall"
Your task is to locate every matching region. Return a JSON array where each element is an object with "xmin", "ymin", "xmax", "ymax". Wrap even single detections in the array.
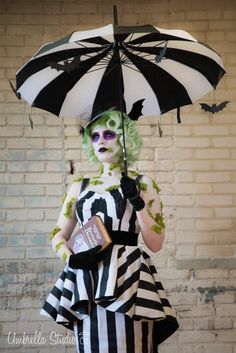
[{"xmin": 0, "ymin": 0, "xmax": 236, "ymax": 352}]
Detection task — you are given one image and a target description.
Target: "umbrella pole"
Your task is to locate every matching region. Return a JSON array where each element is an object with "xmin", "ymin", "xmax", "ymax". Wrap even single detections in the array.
[
  {"xmin": 120, "ymin": 111, "xmax": 128, "ymax": 175},
  {"xmin": 113, "ymin": 5, "xmax": 128, "ymax": 175}
]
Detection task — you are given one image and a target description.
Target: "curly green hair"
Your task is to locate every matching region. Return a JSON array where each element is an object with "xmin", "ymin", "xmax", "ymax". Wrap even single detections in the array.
[{"xmin": 82, "ymin": 110, "xmax": 142, "ymax": 167}]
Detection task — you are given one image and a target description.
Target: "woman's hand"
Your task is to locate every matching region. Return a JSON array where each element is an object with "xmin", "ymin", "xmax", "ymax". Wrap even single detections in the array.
[
  {"xmin": 120, "ymin": 172, "xmax": 145, "ymax": 211},
  {"xmin": 68, "ymin": 245, "xmax": 102, "ymax": 270}
]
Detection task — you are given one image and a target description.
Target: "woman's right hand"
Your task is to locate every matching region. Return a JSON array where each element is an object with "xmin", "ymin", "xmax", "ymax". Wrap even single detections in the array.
[{"xmin": 68, "ymin": 245, "xmax": 102, "ymax": 270}]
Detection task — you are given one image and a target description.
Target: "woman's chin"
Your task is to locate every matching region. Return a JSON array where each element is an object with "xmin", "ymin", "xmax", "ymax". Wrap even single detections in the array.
[{"xmin": 97, "ymin": 154, "xmax": 118, "ymax": 164}]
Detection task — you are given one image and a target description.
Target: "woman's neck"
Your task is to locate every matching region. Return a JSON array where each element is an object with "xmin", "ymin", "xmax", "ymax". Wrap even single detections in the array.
[{"xmin": 99, "ymin": 162, "xmax": 123, "ymax": 177}]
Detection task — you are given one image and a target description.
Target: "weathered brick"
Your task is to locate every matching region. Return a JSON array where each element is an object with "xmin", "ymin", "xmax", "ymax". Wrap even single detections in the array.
[
  {"xmin": 214, "ymin": 317, "xmax": 233, "ymax": 329},
  {"xmin": 179, "ymin": 330, "xmax": 215, "ymax": 342},
  {"xmin": 196, "ymin": 219, "xmax": 234, "ymax": 231},
  {"xmin": 175, "ymin": 137, "xmax": 210, "ymax": 148},
  {"xmin": 216, "ymin": 304, "xmax": 236, "ymax": 317},
  {"xmin": 195, "ymin": 343, "xmax": 233, "ymax": 353},
  {"xmin": 196, "ymin": 245, "xmax": 234, "ymax": 257},
  {"xmin": 7, "ymin": 209, "xmax": 44, "ymax": 221},
  {"xmin": 196, "ymin": 171, "xmax": 231, "ymax": 183},
  {"xmin": 25, "ymin": 173, "xmax": 63, "ymax": 184},
  {"xmin": 217, "ymin": 331, "xmax": 236, "ymax": 342}
]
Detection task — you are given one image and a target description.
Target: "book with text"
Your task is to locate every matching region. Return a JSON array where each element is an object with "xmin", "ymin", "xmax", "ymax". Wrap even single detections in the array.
[{"xmin": 67, "ymin": 215, "xmax": 112, "ymax": 254}]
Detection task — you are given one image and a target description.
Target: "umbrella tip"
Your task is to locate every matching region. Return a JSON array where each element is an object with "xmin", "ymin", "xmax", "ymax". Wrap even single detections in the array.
[{"xmin": 113, "ymin": 5, "xmax": 118, "ymax": 25}]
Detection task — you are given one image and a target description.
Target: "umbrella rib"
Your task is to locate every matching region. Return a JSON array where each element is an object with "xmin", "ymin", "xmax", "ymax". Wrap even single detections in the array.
[
  {"xmin": 75, "ymin": 41, "xmax": 110, "ymax": 50},
  {"xmin": 121, "ymin": 63, "xmax": 143, "ymax": 74}
]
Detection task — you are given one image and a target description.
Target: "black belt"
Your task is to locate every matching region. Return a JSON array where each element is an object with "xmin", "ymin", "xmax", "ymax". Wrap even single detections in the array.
[{"xmin": 109, "ymin": 231, "xmax": 138, "ymax": 246}]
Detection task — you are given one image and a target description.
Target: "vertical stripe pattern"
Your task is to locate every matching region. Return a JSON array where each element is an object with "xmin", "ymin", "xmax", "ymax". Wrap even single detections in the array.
[{"xmin": 73, "ymin": 305, "xmax": 154, "ymax": 353}]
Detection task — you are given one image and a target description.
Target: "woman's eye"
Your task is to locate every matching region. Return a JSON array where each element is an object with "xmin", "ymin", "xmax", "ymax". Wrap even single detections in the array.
[
  {"xmin": 91, "ymin": 133, "xmax": 99, "ymax": 142},
  {"xmin": 104, "ymin": 130, "xmax": 116, "ymax": 140}
]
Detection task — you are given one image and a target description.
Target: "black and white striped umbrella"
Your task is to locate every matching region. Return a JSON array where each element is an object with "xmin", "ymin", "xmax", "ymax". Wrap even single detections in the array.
[{"xmin": 16, "ymin": 23, "xmax": 225, "ymax": 123}]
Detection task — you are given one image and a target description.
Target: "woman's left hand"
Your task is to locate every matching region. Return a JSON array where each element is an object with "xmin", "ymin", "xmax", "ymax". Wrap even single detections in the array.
[{"xmin": 120, "ymin": 172, "xmax": 145, "ymax": 211}]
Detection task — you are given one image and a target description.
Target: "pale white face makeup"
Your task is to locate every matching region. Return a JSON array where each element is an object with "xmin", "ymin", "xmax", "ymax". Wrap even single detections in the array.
[{"xmin": 91, "ymin": 125, "xmax": 121, "ymax": 164}]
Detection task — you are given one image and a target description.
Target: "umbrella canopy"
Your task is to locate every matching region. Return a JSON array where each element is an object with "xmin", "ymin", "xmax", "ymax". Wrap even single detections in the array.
[{"xmin": 16, "ymin": 24, "xmax": 225, "ymax": 122}]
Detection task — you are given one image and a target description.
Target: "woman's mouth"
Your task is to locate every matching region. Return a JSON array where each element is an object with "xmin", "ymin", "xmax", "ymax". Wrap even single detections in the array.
[{"xmin": 99, "ymin": 147, "xmax": 108, "ymax": 152}]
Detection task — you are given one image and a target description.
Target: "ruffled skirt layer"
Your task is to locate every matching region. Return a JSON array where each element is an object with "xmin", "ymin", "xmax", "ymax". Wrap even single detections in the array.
[{"xmin": 41, "ymin": 245, "xmax": 178, "ymax": 349}]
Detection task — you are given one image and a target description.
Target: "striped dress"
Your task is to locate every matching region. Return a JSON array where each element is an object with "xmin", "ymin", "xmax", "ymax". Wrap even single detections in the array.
[{"xmin": 41, "ymin": 179, "xmax": 178, "ymax": 352}]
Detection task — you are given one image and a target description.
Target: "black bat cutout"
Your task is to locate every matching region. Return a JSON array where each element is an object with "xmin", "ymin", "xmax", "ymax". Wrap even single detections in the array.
[
  {"xmin": 28, "ymin": 114, "xmax": 34, "ymax": 130},
  {"xmin": 158, "ymin": 121, "xmax": 163, "ymax": 138},
  {"xmin": 48, "ymin": 55, "xmax": 82, "ymax": 73},
  {"xmin": 128, "ymin": 99, "xmax": 145, "ymax": 120},
  {"xmin": 200, "ymin": 101, "xmax": 229, "ymax": 114},
  {"xmin": 69, "ymin": 160, "xmax": 74, "ymax": 175},
  {"xmin": 9, "ymin": 80, "xmax": 21, "ymax": 99}
]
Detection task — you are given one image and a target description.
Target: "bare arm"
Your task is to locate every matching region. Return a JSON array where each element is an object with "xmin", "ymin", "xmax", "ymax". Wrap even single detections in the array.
[
  {"xmin": 50, "ymin": 182, "xmax": 82, "ymax": 263},
  {"xmin": 136, "ymin": 176, "xmax": 165, "ymax": 253}
]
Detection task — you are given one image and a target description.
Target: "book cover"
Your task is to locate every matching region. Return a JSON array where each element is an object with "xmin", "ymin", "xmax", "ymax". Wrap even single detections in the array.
[{"xmin": 67, "ymin": 215, "xmax": 112, "ymax": 254}]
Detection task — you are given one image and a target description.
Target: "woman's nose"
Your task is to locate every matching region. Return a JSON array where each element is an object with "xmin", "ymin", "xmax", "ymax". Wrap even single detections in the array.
[{"xmin": 98, "ymin": 135, "xmax": 105, "ymax": 144}]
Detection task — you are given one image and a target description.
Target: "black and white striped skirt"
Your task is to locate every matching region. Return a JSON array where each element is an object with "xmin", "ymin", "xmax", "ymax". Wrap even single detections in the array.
[
  {"xmin": 41, "ymin": 245, "xmax": 178, "ymax": 352},
  {"xmin": 73, "ymin": 303, "xmax": 154, "ymax": 353}
]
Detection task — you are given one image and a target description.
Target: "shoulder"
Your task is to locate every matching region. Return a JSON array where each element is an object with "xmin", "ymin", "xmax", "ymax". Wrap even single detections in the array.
[
  {"xmin": 67, "ymin": 176, "xmax": 85, "ymax": 198},
  {"xmin": 137, "ymin": 175, "xmax": 161, "ymax": 194}
]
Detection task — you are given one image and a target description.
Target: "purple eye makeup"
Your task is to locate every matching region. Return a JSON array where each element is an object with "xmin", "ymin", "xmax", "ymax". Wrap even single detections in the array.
[{"xmin": 91, "ymin": 130, "xmax": 116, "ymax": 143}]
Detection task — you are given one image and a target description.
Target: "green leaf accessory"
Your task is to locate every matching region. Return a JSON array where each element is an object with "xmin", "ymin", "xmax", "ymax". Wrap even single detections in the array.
[
  {"xmin": 147, "ymin": 198, "xmax": 165, "ymax": 233},
  {"xmin": 61, "ymin": 193, "xmax": 67, "ymax": 204},
  {"xmin": 55, "ymin": 241, "xmax": 65, "ymax": 252},
  {"xmin": 73, "ymin": 176, "xmax": 84, "ymax": 183},
  {"xmin": 50, "ymin": 226, "xmax": 61, "ymax": 240},
  {"xmin": 98, "ymin": 165, "xmax": 104, "ymax": 175},
  {"xmin": 109, "ymin": 162, "xmax": 118, "ymax": 171},
  {"xmin": 64, "ymin": 197, "xmax": 75, "ymax": 219},
  {"xmin": 152, "ymin": 180, "xmax": 161, "ymax": 194},
  {"xmin": 61, "ymin": 252, "xmax": 68, "ymax": 262},
  {"xmin": 129, "ymin": 170, "xmax": 140, "ymax": 177},
  {"xmin": 89, "ymin": 178, "xmax": 103, "ymax": 186},
  {"xmin": 105, "ymin": 184, "xmax": 120, "ymax": 192},
  {"xmin": 140, "ymin": 182, "xmax": 148, "ymax": 192}
]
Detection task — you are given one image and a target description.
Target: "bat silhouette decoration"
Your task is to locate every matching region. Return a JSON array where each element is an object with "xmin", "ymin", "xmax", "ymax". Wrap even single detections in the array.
[
  {"xmin": 8, "ymin": 80, "xmax": 21, "ymax": 99},
  {"xmin": 28, "ymin": 114, "xmax": 34, "ymax": 130},
  {"xmin": 128, "ymin": 99, "xmax": 145, "ymax": 121},
  {"xmin": 79, "ymin": 99, "xmax": 145, "ymax": 135},
  {"xmin": 48, "ymin": 55, "xmax": 82, "ymax": 73},
  {"xmin": 200, "ymin": 101, "xmax": 229, "ymax": 114}
]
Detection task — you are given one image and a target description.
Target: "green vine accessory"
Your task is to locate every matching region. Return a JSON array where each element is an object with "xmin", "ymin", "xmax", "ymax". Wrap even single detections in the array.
[
  {"xmin": 64, "ymin": 197, "xmax": 75, "ymax": 219},
  {"xmin": 152, "ymin": 180, "xmax": 161, "ymax": 194},
  {"xmin": 55, "ymin": 241, "xmax": 65, "ymax": 252},
  {"xmin": 61, "ymin": 193, "xmax": 67, "ymax": 204},
  {"xmin": 140, "ymin": 182, "xmax": 148, "ymax": 192},
  {"xmin": 105, "ymin": 184, "xmax": 120, "ymax": 192},
  {"xmin": 50, "ymin": 226, "xmax": 61, "ymax": 240},
  {"xmin": 73, "ymin": 176, "xmax": 84, "ymax": 183},
  {"xmin": 147, "ymin": 199, "xmax": 165, "ymax": 233},
  {"xmin": 129, "ymin": 170, "xmax": 140, "ymax": 177},
  {"xmin": 109, "ymin": 162, "xmax": 117, "ymax": 171},
  {"xmin": 61, "ymin": 252, "xmax": 67, "ymax": 262},
  {"xmin": 98, "ymin": 165, "xmax": 104, "ymax": 175},
  {"xmin": 89, "ymin": 178, "xmax": 103, "ymax": 186}
]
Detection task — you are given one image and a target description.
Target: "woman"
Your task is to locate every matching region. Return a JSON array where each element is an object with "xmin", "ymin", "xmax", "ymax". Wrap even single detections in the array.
[{"xmin": 41, "ymin": 110, "xmax": 178, "ymax": 353}]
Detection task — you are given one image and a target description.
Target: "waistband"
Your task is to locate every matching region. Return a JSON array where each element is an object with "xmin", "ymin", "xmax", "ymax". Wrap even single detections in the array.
[{"xmin": 109, "ymin": 231, "xmax": 138, "ymax": 246}]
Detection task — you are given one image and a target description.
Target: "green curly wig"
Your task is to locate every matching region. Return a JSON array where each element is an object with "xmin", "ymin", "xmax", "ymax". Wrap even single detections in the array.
[{"xmin": 82, "ymin": 110, "xmax": 142, "ymax": 167}]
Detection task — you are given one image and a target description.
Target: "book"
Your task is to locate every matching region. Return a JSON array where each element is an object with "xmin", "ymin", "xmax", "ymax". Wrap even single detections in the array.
[{"xmin": 67, "ymin": 215, "xmax": 112, "ymax": 254}]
